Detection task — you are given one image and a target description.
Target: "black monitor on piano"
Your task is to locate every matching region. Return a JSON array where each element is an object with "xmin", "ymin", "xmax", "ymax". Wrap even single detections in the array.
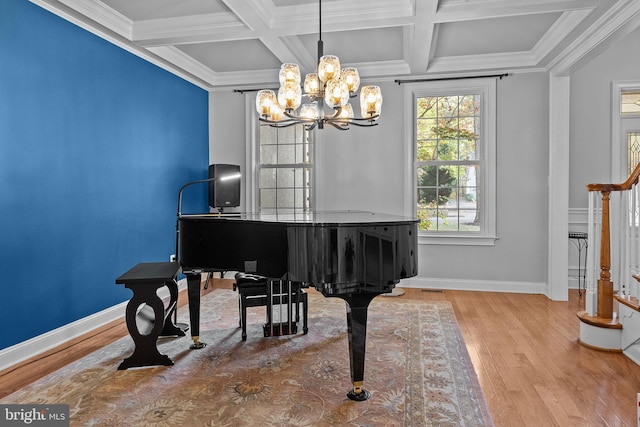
[{"xmin": 208, "ymin": 164, "xmax": 240, "ymax": 208}]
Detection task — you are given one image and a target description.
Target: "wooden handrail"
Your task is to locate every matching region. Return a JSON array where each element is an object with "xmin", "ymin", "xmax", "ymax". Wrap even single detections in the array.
[{"xmin": 587, "ymin": 161, "xmax": 640, "ymax": 192}]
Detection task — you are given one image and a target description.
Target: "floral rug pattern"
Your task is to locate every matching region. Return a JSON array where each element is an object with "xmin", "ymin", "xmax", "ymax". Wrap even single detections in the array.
[{"xmin": 2, "ymin": 289, "xmax": 493, "ymax": 426}]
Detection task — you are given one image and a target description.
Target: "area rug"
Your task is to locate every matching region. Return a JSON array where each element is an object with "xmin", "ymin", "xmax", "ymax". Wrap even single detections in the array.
[{"xmin": 2, "ymin": 289, "xmax": 493, "ymax": 426}]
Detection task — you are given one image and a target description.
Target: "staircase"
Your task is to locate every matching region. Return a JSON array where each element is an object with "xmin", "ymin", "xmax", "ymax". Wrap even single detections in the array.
[
  {"xmin": 578, "ymin": 163, "xmax": 640, "ymax": 363},
  {"xmin": 615, "ymin": 276, "xmax": 640, "ymax": 364}
]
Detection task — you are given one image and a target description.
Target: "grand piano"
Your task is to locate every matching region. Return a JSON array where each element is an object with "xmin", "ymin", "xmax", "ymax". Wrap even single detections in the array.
[{"xmin": 178, "ymin": 209, "xmax": 418, "ymax": 401}]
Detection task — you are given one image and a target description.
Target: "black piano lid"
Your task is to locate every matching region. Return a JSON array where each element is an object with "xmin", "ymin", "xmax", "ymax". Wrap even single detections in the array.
[{"xmin": 179, "ymin": 210, "xmax": 419, "ymax": 226}]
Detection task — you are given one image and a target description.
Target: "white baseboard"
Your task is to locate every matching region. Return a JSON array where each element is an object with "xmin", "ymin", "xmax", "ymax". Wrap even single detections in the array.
[
  {"xmin": 0, "ymin": 301, "xmax": 128, "ymax": 373},
  {"xmin": 399, "ymin": 276, "xmax": 547, "ymax": 295},
  {"xmin": 0, "ymin": 278, "xmax": 187, "ymax": 373},
  {"xmin": 568, "ymin": 208, "xmax": 589, "ymax": 229},
  {"xmin": 568, "ymin": 275, "xmax": 587, "ymax": 290},
  {"xmin": 624, "ymin": 344, "xmax": 640, "ymax": 366}
]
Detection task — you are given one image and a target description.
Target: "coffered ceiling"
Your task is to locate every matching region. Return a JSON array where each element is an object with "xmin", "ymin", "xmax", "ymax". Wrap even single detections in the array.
[{"xmin": 32, "ymin": 0, "xmax": 640, "ymax": 90}]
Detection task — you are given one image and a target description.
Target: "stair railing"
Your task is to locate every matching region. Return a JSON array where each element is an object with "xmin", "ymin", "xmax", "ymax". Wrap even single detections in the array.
[{"xmin": 586, "ymin": 162, "xmax": 640, "ymax": 318}]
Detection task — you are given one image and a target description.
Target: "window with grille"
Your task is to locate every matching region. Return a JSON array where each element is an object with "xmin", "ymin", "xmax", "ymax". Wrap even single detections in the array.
[
  {"xmin": 408, "ymin": 79, "xmax": 496, "ymax": 244},
  {"xmin": 258, "ymin": 124, "xmax": 313, "ymax": 211},
  {"xmin": 621, "ymin": 91, "xmax": 640, "ymax": 116},
  {"xmin": 416, "ymin": 94, "xmax": 480, "ymax": 231},
  {"xmin": 628, "ymin": 132, "xmax": 640, "ymax": 175},
  {"xmin": 616, "ymin": 87, "xmax": 640, "ymax": 229}
]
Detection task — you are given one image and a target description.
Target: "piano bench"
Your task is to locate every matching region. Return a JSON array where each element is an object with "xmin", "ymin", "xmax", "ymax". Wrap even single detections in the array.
[
  {"xmin": 234, "ymin": 272, "xmax": 308, "ymax": 341},
  {"xmin": 115, "ymin": 262, "xmax": 188, "ymax": 370}
]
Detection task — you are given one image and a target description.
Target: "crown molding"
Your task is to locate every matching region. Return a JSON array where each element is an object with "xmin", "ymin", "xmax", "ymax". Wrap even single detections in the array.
[
  {"xmin": 29, "ymin": 0, "xmax": 212, "ymax": 90},
  {"xmin": 277, "ymin": 35, "xmax": 316, "ymax": 72},
  {"xmin": 31, "ymin": 0, "xmax": 640, "ymax": 91},
  {"xmin": 532, "ymin": 9, "xmax": 593, "ymax": 63},
  {"xmin": 52, "ymin": 0, "xmax": 132, "ymax": 38},
  {"xmin": 428, "ymin": 51, "xmax": 536, "ymax": 74},
  {"xmin": 549, "ymin": 0, "xmax": 640, "ymax": 75},
  {"xmin": 147, "ymin": 46, "xmax": 217, "ymax": 88},
  {"xmin": 352, "ymin": 60, "xmax": 412, "ymax": 79},
  {"xmin": 133, "ymin": 13, "xmax": 248, "ymax": 47},
  {"xmin": 436, "ymin": 0, "xmax": 600, "ymax": 22}
]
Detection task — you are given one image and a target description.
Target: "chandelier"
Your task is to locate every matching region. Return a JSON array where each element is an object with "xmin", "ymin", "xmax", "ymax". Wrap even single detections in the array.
[{"xmin": 255, "ymin": 0, "xmax": 382, "ymax": 131}]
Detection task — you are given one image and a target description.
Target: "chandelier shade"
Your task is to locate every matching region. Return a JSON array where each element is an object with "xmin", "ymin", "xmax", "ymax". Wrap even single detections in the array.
[
  {"xmin": 341, "ymin": 67, "xmax": 360, "ymax": 93},
  {"xmin": 324, "ymin": 79, "xmax": 349, "ymax": 108},
  {"xmin": 256, "ymin": 89, "xmax": 277, "ymax": 116},
  {"xmin": 360, "ymin": 85, "xmax": 383, "ymax": 117},
  {"xmin": 255, "ymin": 0, "xmax": 381, "ymax": 131},
  {"xmin": 279, "ymin": 63, "xmax": 301, "ymax": 85},
  {"xmin": 303, "ymin": 73, "xmax": 320, "ymax": 97},
  {"xmin": 338, "ymin": 103, "xmax": 353, "ymax": 119},
  {"xmin": 299, "ymin": 103, "xmax": 319, "ymax": 119},
  {"xmin": 277, "ymin": 83, "xmax": 302, "ymax": 110},
  {"xmin": 317, "ymin": 55, "xmax": 340, "ymax": 82}
]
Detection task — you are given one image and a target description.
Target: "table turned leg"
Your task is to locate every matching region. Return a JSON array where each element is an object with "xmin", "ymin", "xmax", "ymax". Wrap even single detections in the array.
[{"xmin": 118, "ymin": 282, "xmax": 174, "ymax": 370}]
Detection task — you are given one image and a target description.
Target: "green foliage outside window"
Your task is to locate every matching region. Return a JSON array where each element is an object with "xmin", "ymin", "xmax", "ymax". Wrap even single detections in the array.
[
  {"xmin": 416, "ymin": 201, "xmax": 447, "ymax": 231},
  {"xmin": 416, "ymin": 95, "xmax": 479, "ymax": 231}
]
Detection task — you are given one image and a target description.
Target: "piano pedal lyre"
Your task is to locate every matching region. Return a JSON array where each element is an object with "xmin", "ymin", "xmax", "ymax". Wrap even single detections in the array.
[
  {"xmin": 263, "ymin": 321, "xmax": 298, "ymax": 337},
  {"xmin": 264, "ymin": 279, "xmax": 301, "ymax": 338}
]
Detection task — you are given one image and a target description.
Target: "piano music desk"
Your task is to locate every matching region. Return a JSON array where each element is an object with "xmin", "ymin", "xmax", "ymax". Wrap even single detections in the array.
[{"xmin": 116, "ymin": 262, "xmax": 187, "ymax": 370}]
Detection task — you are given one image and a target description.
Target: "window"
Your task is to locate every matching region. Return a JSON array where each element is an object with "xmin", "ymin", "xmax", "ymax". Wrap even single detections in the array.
[
  {"xmin": 628, "ymin": 131, "xmax": 640, "ymax": 174},
  {"xmin": 622, "ymin": 89, "xmax": 640, "ymax": 174},
  {"xmin": 406, "ymin": 79, "xmax": 497, "ymax": 245},
  {"xmin": 620, "ymin": 89, "xmax": 640, "ymax": 227},
  {"xmin": 621, "ymin": 91, "xmax": 640, "ymax": 116},
  {"xmin": 257, "ymin": 124, "xmax": 314, "ymax": 211}
]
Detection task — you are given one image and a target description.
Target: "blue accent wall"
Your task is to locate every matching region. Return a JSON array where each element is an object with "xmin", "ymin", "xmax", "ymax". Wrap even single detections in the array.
[{"xmin": 0, "ymin": 1, "xmax": 209, "ymax": 349}]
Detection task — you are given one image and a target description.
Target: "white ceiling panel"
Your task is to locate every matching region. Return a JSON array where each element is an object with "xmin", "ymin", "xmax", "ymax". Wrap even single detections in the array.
[
  {"xmin": 434, "ymin": 12, "xmax": 562, "ymax": 57},
  {"xmin": 299, "ymin": 27, "xmax": 405, "ymax": 65},
  {"xmin": 101, "ymin": 0, "xmax": 229, "ymax": 20},
  {"xmin": 33, "ymin": 0, "xmax": 640, "ymax": 88},
  {"xmin": 178, "ymin": 39, "xmax": 282, "ymax": 73}
]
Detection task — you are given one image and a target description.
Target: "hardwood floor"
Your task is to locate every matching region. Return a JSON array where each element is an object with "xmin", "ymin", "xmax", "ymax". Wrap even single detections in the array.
[{"xmin": 2, "ymin": 279, "xmax": 639, "ymax": 426}]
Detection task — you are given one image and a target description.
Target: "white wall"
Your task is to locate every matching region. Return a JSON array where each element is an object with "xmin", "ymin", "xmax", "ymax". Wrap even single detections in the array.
[
  {"xmin": 566, "ymin": 27, "xmax": 640, "ymax": 295},
  {"xmin": 209, "ymin": 72, "xmax": 551, "ymax": 293},
  {"xmin": 314, "ymin": 81, "xmax": 407, "ymax": 215},
  {"xmin": 209, "ymin": 90, "xmax": 246, "ymax": 166},
  {"xmin": 408, "ymin": 73, "xmax": 550, "ymax": 291},
  {"xmin": 570, "ymin": 27, "xmax": 640, "ymax": 209}
]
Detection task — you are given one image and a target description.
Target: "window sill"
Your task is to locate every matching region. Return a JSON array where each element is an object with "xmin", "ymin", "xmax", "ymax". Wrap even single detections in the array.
[{"xmin": 418, "ymin": 234, "xmax": 498, "ymax": 246}]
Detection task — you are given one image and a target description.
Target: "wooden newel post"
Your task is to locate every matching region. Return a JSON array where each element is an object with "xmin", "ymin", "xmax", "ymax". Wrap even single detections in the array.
[
  {"xmin": 598, "ymin": 191, "xmax": 614, "ymax": 319},
  {"xmin": 581, "ymin": 164, "xmax": 640, "ymax": 328}
]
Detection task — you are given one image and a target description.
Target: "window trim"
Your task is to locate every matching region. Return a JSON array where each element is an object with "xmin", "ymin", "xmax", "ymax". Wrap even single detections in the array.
[
  {"xmin": 245, "ymin": 92, "xmax": 260, "ymax": 212},
  {"xmin": 612, "ymin": 81, "xmax": 640, "ymax": 182},
  {"xmin": 404, "ymin": 79, "xmax": 498, "ymax": 246},
  {"xmin": 245, "ymin": 92, "xmax": 315, "ymax": 212}
]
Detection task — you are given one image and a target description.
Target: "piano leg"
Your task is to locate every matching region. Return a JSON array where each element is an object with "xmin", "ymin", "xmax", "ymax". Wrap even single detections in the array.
[
  {"xmin": 186, "ymin": 273, "xmax": 207, "ymax": 349},
  {"xmin": 336, "ymin": 291, "xmax": 379, "ymax": 401}
]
